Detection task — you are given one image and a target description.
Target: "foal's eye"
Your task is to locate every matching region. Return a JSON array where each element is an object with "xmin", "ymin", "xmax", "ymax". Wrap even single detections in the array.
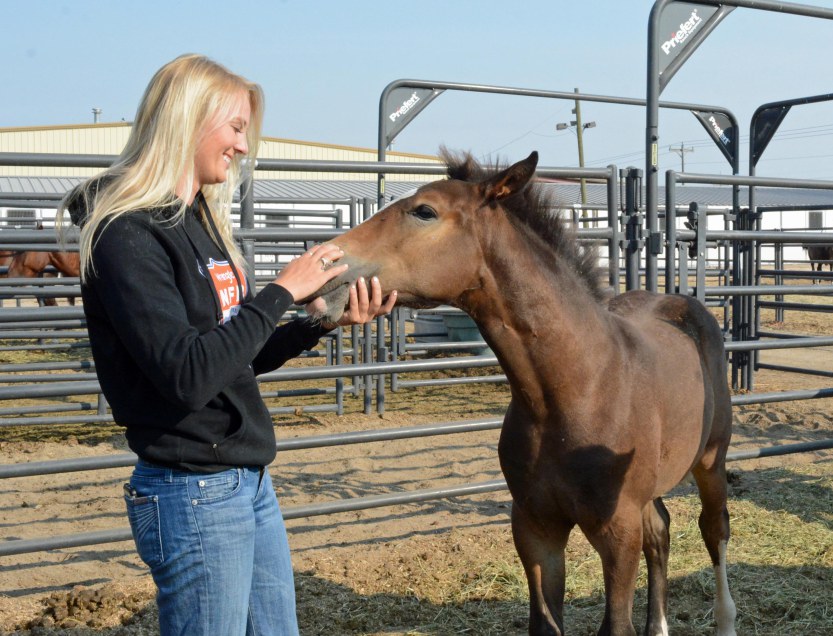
[{"xmin": 411, "ymin": 205, "xmax": 438, "ymax": 221}]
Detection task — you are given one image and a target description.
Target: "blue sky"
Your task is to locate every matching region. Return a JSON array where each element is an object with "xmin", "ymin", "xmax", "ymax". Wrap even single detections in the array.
[{"xmin": 4, "ymin": 0, "xmax": 833, "ymax": 179}]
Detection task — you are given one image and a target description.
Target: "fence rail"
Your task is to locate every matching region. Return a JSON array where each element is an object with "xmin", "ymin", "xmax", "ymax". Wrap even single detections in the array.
[{"xmin": 1, "ymin": 152, "xmax": 832, "ymax": 561}]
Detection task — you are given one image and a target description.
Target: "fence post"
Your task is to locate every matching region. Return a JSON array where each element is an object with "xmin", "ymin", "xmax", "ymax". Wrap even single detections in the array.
[
  {"xmin": 239, "ymin": 172, "xmax": 256, "ymax": 278},
  {"xmin": 664, "ymin": 170, "xmax": 677, "ymax": 294},
  {"xmin": 678, "ymin": 244, "xmax": 690, "ymax": 297},
  {"xmin": 606, "ymin": 165, "xmax": 621, "ymax": 291},
  {"xmin": 622, "ymin": 167, "xmax": 643, "ymax": 292},
  {"xmin": 690, "ymin": 203, "xmax": 707, "ymax": 304},
  {"xmin": 774, "ymin": 239, "xmax": 785, "ymax": 323}
]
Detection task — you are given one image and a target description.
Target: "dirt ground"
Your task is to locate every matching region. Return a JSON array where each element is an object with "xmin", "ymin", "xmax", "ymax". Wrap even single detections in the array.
[
  {"xmin": 1, "ymin": 305, "xmax": 832, "ymax": 634},
  {"xmin": 0, "ymin": 374, "xmax": 520, "ymax": 635}
]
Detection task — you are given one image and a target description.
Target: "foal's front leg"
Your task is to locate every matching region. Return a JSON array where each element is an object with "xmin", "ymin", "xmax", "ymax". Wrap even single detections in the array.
[
  {"xmin": 585, "ymin": 506, "xmax": 643, "ymax": 636},
  {"xmin": 511, "ymin": 505, "xmax": 572, "ymax": 635}
]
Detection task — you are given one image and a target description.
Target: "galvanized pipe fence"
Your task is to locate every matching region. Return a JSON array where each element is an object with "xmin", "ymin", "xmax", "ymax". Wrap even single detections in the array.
[
  {"xmin": 663, "ymin": 170, "xmax": 833, "ymax": 392},
  {"xmin": 1, "ymin": 153, "xmax": 832, "ymax": 558},
  {"xmin": 3, "ymin": 415, "xmax": 832, "ymax": 557}
]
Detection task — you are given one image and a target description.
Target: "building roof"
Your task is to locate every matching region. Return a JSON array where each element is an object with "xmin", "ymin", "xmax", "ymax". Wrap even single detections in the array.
[
  {"xmin": 0, "ymin": 176, "xmax": 423, "ymax": 206},
  {"xmin": 1, "ymin": 175, "xmax": 833, "ymax": 210},
  {"xmin": 252, "ymin": 179, "xmax": 833, "ymax": 209}
]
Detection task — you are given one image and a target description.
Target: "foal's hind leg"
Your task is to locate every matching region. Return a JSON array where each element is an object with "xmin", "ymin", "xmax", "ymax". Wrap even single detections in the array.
[
  {"xmin": 511, "ymin": 505, "xmax": 572, "ymax": 635},
  {"xmin": 692, "ymin": 452, "xmax": 737, "ymax": 636},
  {"xmin": 642, "ymin": 498, "xmax": 670, "ymax": 636}
]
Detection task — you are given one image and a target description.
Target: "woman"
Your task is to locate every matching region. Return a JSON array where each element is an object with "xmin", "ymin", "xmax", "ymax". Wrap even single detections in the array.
[{"xmin": 59, "ymin": 54, "xmax": 395, "ymax": 635}]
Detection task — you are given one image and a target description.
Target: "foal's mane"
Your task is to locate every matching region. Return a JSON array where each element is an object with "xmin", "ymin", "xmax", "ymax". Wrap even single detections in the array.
[{"xmin": 440, "ymin": 149, "xmax": 605, "ymax": 301}]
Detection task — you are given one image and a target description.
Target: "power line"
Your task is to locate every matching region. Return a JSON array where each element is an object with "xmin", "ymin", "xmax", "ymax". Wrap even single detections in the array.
[
  {"xmin": 669, "ymin": 143, "xmax": 694, "ymax": 171},
  {"xmin": 592, "ymin": 122, "xmax": 833, "ymax": 166}
]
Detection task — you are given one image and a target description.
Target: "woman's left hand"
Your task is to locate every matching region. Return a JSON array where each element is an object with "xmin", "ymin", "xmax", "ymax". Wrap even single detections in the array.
[{"xmin": 306, "ymin": 276, "xmax": 397, "ymax": 329}]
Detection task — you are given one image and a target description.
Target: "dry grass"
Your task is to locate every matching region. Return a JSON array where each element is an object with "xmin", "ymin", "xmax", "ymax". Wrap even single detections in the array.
[{"xmin": 289, "ymin": 460, "xmax": 833, "ymax": 636}]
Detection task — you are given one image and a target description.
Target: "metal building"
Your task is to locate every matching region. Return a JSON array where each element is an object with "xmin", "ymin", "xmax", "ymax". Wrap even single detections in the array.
[{"xmin": 0, "ymin": 122, "xmax": 442, "ymax": 180}]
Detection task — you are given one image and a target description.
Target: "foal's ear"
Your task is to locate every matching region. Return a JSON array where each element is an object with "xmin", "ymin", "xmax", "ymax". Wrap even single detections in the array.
[{"xmin": 482, "ymin": 151, "xmax": 539, "ymax": 202}]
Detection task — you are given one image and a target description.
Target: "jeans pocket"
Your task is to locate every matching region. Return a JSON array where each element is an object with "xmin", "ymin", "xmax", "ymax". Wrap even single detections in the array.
[
  {"xmin": 189, "ymin": 469, "xmax": 243, "ymax": 504},
  {"xmin": 124, "ymin": 483, "xmax": 163, "ymax": 568}
]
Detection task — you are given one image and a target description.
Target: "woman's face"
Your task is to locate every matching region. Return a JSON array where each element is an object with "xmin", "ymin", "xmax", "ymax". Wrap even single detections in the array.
[{"xmin": 193, "ymin": 91, "xmax": 251, "ymax": 191}]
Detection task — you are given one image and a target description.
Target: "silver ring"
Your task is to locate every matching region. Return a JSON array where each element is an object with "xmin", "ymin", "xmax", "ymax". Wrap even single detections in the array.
[{"xmin": 320, "ymin": 257, "xmax": 332, "ymax": 269}]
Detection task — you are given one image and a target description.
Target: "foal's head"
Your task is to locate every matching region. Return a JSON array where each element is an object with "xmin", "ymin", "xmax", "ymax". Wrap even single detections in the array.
[{"xmin": 308, "ymin": 150, "xmax": 600, "ymax": 323}]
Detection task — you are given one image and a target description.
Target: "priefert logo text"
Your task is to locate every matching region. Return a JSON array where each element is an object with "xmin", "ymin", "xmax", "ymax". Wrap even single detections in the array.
[
  {"xmin": 661, "ymin": 9, "xmax": 702, "ymax": 55},
  {"xmin": 389, "ymin": 92, "xmax": 420, "ymax": 123}
]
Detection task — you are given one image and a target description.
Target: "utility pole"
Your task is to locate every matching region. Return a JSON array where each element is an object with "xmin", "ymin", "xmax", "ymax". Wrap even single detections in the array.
[
  {"xmin": 573, "ymin": 89, "xmax": 588, "ymax": 207},
  {"xmin": 556, "ymin": 88, "xmax": 596, "ymax": 210},
  {"xmin": 669, "ymin": 143, "xmax": 694, "ymax": 171}
]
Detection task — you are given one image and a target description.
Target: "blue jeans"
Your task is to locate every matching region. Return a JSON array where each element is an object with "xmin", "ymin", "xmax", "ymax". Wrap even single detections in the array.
[{"xmin": 124, "ymin": 460, "xmax": 299, "ymax": 636}]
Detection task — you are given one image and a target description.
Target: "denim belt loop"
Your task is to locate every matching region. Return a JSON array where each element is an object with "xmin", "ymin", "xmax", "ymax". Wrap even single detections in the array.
[{"xmin": 136, "ymin": 458, "xmax": 175, "ymax": 483}]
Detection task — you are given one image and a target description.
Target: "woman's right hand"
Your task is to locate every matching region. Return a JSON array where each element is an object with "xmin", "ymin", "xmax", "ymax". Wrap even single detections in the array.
[{"xmin": 273, "ymin": 243, "xmax": 347, "ymax": 303}]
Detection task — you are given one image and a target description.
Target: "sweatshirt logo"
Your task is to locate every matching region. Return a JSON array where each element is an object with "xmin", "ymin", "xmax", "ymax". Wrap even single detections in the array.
[{"xmin": 206, "ymin": 258, "xmax": 246, "ymax": 323}]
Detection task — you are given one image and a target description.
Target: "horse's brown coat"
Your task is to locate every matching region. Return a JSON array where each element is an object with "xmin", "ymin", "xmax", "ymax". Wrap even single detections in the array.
[
  {"xmin": 314, "ymin": 151, "xmax": 736, "ymax": 635},
  {"xmin": 5, "ymin": 251, "xmax": 80, "ymax": 306}
]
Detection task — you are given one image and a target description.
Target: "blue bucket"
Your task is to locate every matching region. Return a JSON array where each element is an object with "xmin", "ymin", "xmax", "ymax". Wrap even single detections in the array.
[{"xmin": 442, "ymin": 313, "xmax": 492, "ymax": 355}]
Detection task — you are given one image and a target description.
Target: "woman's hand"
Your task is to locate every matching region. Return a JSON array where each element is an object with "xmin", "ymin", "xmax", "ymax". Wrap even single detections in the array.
[
  {"xmin": 273, "ymin": 244, "xmax": 347, "ymax": 303},
  {"xmin": 307, "ymin": 275, "xmax": 397, "ymax": 329}
]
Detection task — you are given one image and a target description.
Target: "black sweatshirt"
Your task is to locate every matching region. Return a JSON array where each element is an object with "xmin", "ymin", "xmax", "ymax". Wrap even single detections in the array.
[{"xmin": 70, "ymin": 193, "xmax": 328, "ymax": 472}]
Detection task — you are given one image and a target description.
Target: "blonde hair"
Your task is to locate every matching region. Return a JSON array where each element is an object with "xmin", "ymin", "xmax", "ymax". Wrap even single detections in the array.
[{"xmin": 59, "ymin": 54, "xmax": 264, "ymax": 280}]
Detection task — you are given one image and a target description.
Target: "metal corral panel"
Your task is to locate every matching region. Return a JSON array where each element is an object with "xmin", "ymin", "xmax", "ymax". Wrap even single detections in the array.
[
  {"xmin": 541, "ymin": 182, "xmax": 833, "ymax": 211},
  {"xmin": 2, "ymin": 176, "xmax": 833, "ymax": 211}
]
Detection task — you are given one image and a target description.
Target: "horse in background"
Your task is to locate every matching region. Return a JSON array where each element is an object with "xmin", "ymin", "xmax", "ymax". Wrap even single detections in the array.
[
  {"xmin": 5, "ymin": 250, "xmax": 81, "ymax": 306},
  {"xmin": 803, "ymin": 244, "xmax": 833, "ymax": 283},
  {"xmin": 0, "ymin": 221, "xmax": 78, "ymax": 305},
  {"xmin": 0, "ymin": 220, "xmax": 45, "ymax": 265},
  {"xmin": 307, "ymin": 150, "xmax": 737, "ymax": 635},
  {"xmin": 0, "ymin": 250, "xmax": 14, "ymax": 271}
]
